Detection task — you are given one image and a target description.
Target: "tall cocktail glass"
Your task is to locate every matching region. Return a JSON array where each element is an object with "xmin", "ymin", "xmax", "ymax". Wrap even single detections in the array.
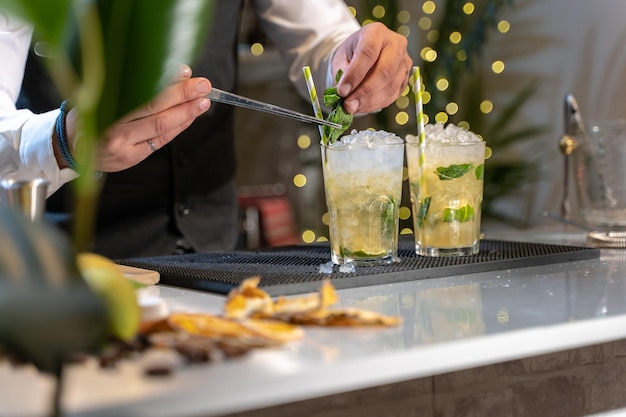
[
  {"xmin": 322, "ymin": 130, "xmax": 404, "ymax": 265},
  {"xmin": 406, "ymin": 123, "xmax": 485, "ymax": 256}
]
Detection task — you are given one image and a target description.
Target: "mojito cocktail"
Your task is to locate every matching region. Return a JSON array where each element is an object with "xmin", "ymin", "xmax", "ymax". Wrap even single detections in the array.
[
  {"xmin": 406, "ymin": 123, "xmax": 485, "ymax": 256},
  {"xmin": 322, "ymin": 130, "xmax": 404, "ymax": 265}
]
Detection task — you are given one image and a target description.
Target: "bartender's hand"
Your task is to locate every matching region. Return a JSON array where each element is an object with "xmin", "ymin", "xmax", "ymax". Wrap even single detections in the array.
[
  {"xmin": 55, "ymin": 65, "xmax": 212, "ymax": 172},
  {"xmin": 331, "ymin": 22, "xmax": 413, "ymax": 115}
]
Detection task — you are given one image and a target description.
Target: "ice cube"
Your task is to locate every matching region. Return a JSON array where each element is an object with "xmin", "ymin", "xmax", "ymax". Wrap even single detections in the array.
[
  {"xmin": 318, "ymin": 261, "xmax": 334, "ymax": 274},
  {"xmin": 339, "ymin": 262, "xmax": 356, "ymax": 273}
]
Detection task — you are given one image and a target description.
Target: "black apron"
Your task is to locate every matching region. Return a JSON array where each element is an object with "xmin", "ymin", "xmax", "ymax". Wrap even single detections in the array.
[{"xmin": 21, "ymin": 0, "xmax": 244, "ymax": 258}]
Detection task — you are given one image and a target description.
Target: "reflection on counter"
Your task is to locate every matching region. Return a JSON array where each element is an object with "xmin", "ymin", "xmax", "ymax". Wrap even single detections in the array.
[
  {"xmin": 294, "ymin": 252, "xmax": 626, "ymax": 359},
  {"xmin": 413, "ymin": 285, "xmax": 486, "ymax": 343}
]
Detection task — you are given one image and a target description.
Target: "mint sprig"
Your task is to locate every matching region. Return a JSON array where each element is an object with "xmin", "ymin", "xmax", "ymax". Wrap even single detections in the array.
[{"xmin": 322, "ymin": 69, "xmax": 353, "ymax": 145}]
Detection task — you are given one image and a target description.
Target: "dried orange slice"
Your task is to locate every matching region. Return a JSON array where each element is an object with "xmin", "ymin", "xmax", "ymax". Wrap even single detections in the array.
[
  {"xmin": 224, "ymin": 276, "xmax": 274, "ymax": 319},
  {"xmin": 241, "ymin": 318, "xmax": 304, "ymax": 343},
  {"xmin": 168, "ymin": 312, "xmax": 302, "ymax": 348},
  {"xmin": 168, "ymin": 312, "xmax": 256, "ymax": 340}
]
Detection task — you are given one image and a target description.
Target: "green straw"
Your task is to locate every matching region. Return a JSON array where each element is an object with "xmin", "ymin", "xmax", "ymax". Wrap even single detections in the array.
[
  {"xmin": 411, "ymin": 66, "xmax": 426, "ymax": 145},
  {"xmin": 410, "ymin": 66, "xmax": 427, "ymax": 188},
  {"xmin": 302, "ymin": 66, "xmax": 328, "ymax": 144}
]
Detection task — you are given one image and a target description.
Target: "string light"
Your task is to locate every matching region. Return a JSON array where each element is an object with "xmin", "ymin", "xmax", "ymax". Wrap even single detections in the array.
[
  {"xmin": 491, "ymin": 60, "xmax": 505, "ymax": 74},
  {"xmin": 372, "ymin": 5, "xmax": 385, "ymax": 18},
  {"xmin": 250, "ymin": 43, "xmax": 264, "ymax": 56},
  {"xmin": 463, "ymin": 2, "xmax": 475, "ymax": 14},
  {"xmin": 395, "ymin": 111, "xmax": 410, "ymax": 125},
  {"xmin": 497, "ymin": 20, "xmax": 510, "ymax": 33},
  {"xmin": 293, "ymin": 174, "xmax": 307, "ymax": 187},
  {"xmin": 301, "ymin": 230, "xmax": 316, "ymax": 243},
  {"xmin": 297, "ymin": 134, "xmax": 311, "ymax": 149}
]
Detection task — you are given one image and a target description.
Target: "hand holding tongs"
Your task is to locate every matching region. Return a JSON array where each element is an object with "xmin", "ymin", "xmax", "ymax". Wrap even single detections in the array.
[{"xmin": 207, "ymin": 88, "xmax": 341, "ymax": 129}]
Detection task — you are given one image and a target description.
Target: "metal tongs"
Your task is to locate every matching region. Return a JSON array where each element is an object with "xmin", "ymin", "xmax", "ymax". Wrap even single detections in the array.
[{"xmin": 207, "ymin": 88, "xmax": 341, "ymax": 129}]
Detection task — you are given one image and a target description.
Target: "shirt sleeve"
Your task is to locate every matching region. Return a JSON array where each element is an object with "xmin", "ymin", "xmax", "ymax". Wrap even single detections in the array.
[
  {"xmin": 251, "ymin": 0, "xmax": 360, "ymax": 100},
  {"xmin": 0, "ymin": 13, "xmax": 77, "ymax": 197}
]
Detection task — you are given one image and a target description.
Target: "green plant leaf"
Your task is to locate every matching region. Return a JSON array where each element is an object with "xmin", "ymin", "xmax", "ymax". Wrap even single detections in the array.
[
  {"xmin": 0, "ymin": 0, "xmax": 72, "ymax": 44},
  {"xmin": 0, "ymin": 207, "xmax": 107, "ymax": 375},
  {"xmin": 66, "ymin": 0, "xmax": 215, "ymax": 135}
]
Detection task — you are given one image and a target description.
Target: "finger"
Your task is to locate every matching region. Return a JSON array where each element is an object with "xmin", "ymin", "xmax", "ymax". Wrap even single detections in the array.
[
  {"xmin": 111, "ymin": 97, "xmax": 210, "ymax": 149},
  {"xmin": 142, "ymin": 118, "xmax": 195, "ymax": 152},
  {"xmin": 96, "ymin": 117, "xmax": 197, "ymax": 173},
  {"xmin": 345, "ymin": 67, "xmax": 411, "ymax": 113},
  {"xmin": 343, "ymin": 45, "xmax": 412, "ymax": 114},
  {"xmin": 335, "ymin": 23, "xmax": 388, "ymax": 97},
  {"xmin": 120, "ymin": 77, "xmax": 211, "ymax": 122},
  {"xmin": 179, "ymin": 64, "xmax": 192, "ymax": 80},
  {"xmin": 336, "ymin": 39, "xmax": 383, "ymax": 98}
]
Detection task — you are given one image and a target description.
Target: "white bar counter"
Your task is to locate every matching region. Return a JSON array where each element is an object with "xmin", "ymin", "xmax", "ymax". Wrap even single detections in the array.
[{"xmin": 3, "ymin": 225, "xmax": 626, "ymax": 417}]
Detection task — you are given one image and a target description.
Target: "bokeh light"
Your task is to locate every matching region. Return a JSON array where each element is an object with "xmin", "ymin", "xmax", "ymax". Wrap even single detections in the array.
[
  {"xmin": 396, "ymin": 95, "xmax": 410, "ymax": 109},
  {"xmin": 449, "ymin": 31, "xmax": 462, "ymax": 44},
  {"xmin": 435, "ymin": 112, "xmax": 449, "ymax": 123},
  {"xmin": 463, "ymin": 2, "xmax": 475, "ymax": 14},
  {"xmin": 397, "ymin": 10, "xmax": 411, "ymax": 24},
  {"xmin": 395, "ymin": 111, "xmax": 409, "ymax": 125},
  {"xmin": 458, "ymin": 121, "xmax": 470, "ymax": 130},
  {"xmin": 423, "ymin": 1, "xmax": 436, "ymax": 14},
  {"xmin": 397, "ymin": 25, "xmax": 410, "ymax": 37},
  {"xmin": 372, "ymin": 5, "xmax": 385, "ymax": 19},
  {"xmin": 497, "ymin": 20, "xmax": 511, "ymax": 33},
  {"xmin": 301, "ymin": 230, "xmax": 315, "ymax": 243},
  {"xmin": 435, "ymin": 78, "xmax": 449, "ymax": 91},
  {"xmin": 491, "ymin": 60, "xmax": 505, "ymax": 74},
  {"xmin": 250, "ymin": 43, "xmax": 264, "ymax": 56},
  {"xmin": 446, "ymin": 102, "xmax": 459, "ymax": 115},
  {"xmin": 426, "ymin": 30, "xmax": 439, "ymax": 43},
  {"xmin": 418, "ymin": 16, "xmax": 432, "ymax": 30},
  {"xmin": 293, "ymin": 174, "xmax": 307, "ymax": 187},
  {"xmin": 480, "ymin": 100, "xmax": 494, "ymax": 114},
  {"xmin": 297, "ymin": 134, "xmax": 311, "ymax": 149}
]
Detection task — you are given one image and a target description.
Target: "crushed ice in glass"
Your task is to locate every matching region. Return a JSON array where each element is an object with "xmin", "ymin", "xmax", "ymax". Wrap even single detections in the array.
[
  {"xmin": 407, "ymin": 122, "xmax": 481, "ymax": 144},
  {"xmin": 329, "ymin": 129, "xmax": 404, "ymax": 149}
]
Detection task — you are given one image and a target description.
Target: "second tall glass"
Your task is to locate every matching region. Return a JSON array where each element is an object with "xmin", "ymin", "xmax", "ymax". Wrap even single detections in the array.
[{"xmin": 406, "ymin": 124, "xmax": 485, "ymax": 256}]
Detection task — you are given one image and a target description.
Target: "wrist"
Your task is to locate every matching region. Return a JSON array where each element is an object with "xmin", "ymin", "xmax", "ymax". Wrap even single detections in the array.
[{"xmin": 54, "ymin": 100, "xmax": 79, "ymax": 171}]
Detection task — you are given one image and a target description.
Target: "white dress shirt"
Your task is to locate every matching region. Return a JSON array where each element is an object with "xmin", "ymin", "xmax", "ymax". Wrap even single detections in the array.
[{"xmin": 0, "ymin": 1, "xmax": 359, "ymax": 196}]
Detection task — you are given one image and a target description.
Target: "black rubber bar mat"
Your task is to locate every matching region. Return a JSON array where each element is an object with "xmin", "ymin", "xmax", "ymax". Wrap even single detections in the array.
[{"xmin": 117, "ymin": 240, "xmax": 599, "ymax": 296}]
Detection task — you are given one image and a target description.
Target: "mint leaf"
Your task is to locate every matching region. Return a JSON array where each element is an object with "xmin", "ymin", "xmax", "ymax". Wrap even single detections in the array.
[
  {"xmin": 475, "ymin": 163, "xmax": 484, "ymax": 180},
  {"xmin": 416, "ymin": 196, "xmax": 431, "ymax": 228},
  {"xmin": 443, "ymin": 204, "xmax": 475, "ymax": 223},
  {"xmin": 323, "ymin": 87, "xmax": 341, "ymax": 107},
  {"xmin": 435, "ymin": 163, "xmax": 474, "ymax": 180},
  {"xmin": 324, "ymin": 106, "xmax": 353, "ymax": 143},
  {"xmin": 381, "ymin": 198, "xmax": 397, "ymax": 234},
  {"xmin": 322, "ymin": 69, "xmax": 353, "ymax": 145}
]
